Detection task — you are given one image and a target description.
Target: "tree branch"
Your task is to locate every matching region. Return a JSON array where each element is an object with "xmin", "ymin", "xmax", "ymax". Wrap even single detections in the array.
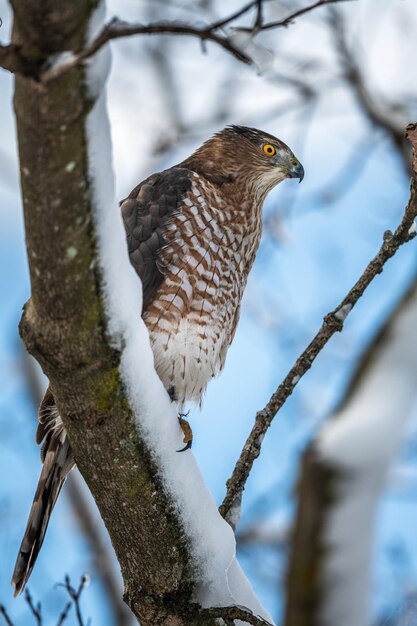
[
  {"xmin": 57, "ymin": 576, "xmax": 89, "ymax": 626},
  {"xmin": 40, "ymin": 1, "xmax": 352, "ymax": 82},
  {"xmin": 24, "ymin": 590, "xmax": 42, "ymax": 626},
  {"xmin": 0, "ymin": 43, "xmax": 37, "ymax": 76},
  {"xmin": 40, "ymin": 18, "xmax": 251, "ymax": 83},
  {"xmin": 220, "ymin": 123, "xmax": 417, "ymax": 526},
  {"xmin": 0, "ymin": 605, "xmax": 15, "ymax": 626},
  {"xmin": 190, "ymin": 603, "xmax": 274, "ymax": 626},
  {"xmin": 0, "ymin": 1, "xmax": 353, "ymax": 80},
  {"xmin": 239, "ymin": 0, "xmax": 355, "ymax": 32}
]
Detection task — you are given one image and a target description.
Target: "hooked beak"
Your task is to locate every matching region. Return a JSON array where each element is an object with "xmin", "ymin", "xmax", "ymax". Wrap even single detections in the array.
[{"xmin": 288, "ymin": 161, "xmax": 304, "ymax": 183}]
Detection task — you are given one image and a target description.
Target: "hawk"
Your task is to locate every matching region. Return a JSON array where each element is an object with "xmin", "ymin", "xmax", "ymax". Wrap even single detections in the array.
[{"xmin": 12, "ymin": 125, "xmax": 303, "ymax": 595}]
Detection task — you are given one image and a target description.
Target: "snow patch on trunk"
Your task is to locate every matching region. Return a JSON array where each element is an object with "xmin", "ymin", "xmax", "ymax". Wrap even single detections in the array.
[{"xmin": 83, "ymin": 4, "xmax": 272, "ymax": 623}]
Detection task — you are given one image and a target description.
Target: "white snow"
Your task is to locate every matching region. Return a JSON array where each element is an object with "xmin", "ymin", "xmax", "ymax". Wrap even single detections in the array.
[
  {"xmin": 47, "ymin": 51, "xmax": 76, "ymax": 71},
  {"xmin": 228, "ymin": 500, "xmax": 243, "ymax": 529},
  {"xmin": 317, "ymin": 283, "xmax": 417, "ymax": 626},
  {"xmin": 84, "ymin": 4, "xmax": 273, "ymax": 623},
  {"xmin": 334, "ymin": 303, "xmax": 353, "ymax": 322},
  {"xmin": 408, "ymin": 220, "xmax": 417, "ymax": 236}
]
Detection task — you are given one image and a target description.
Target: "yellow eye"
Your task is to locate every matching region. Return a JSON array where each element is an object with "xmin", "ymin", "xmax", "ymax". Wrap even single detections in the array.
[{"xmin": 263, "ymin": 144, "xmax": 276, "ymax": 157}]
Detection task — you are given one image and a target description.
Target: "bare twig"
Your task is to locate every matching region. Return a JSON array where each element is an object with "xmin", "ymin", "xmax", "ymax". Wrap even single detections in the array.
[
  {"xmin": 39, "ymin": 1, "xmax": 352, "ymax": 82},
  {"xmin": 219, "ymin": 123, "xmax": 417, "ymax": 526},
  {"xmin": 190, "ymin": 603, "xmax": 274, "ymax": 626},
  {"xmin": 0, "ymin": 44, "xmax": 37, "ymax": 76},
  {"xmin": 56, "ymin": 602, "xmax": 72, "ymax": 626},
  {"xmin": 57, "ymin": 576, "xmax": 89, "ymax": 626},
  {"xmin": 1, "ymin": 577, "xmax": 89, "ymax": 626},
  {"xmin": 0, "ymin": 0, "xmax": 354, "ymax": 80},
  {"xmin": 240, "ymin": 0, "xmax": 355, "ymax": 32},
  {"xmin": 208, "ymin": 0, "xmax": 260, "ymax": 30},
  {"xmin": 0, "ymin": 605, "xmax": 15, "ymax": 626},
  {"xmin": 24, "ymin": 590, "xmax": 42, "ymax": 626},
  {"xmin": 254, "ymin": 0, "xmax": 264, "ymax": 30},
  {"xmin": 40, "ymin": 17, "xmax": 252, "ymax": 82}
]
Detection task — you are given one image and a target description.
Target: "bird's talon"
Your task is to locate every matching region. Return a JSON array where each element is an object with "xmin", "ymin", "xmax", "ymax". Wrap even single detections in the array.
[
  {"xmin": 177, "ymin": 414, "xmax": 193, "ymax": 452},
  {"xmin": 176, "ymin": 440, "xmax": 192, "ymax": 452}
]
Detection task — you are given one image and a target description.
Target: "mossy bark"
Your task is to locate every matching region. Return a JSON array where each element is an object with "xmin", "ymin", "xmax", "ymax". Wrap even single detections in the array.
[{"xmin": 11, "ymin": 2, "xmax": 212, "ymax": 624}]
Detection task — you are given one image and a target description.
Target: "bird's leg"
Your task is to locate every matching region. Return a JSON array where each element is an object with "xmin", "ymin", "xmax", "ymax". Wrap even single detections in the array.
[
  {"xmin": 167, "ymin": 387, "xmax": 193, "ymax": 451},
  {"xmin": 177, "ymin": 410, "xmax": 193, "ymax": 452},
  {"xmin": 167, "ymin": 386, "xmax": 178, "ymax": 402}
]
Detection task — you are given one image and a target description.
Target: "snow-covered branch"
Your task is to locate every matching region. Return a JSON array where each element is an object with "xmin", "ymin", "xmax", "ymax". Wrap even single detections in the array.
[
  {"xmin": 191, "ymin": 603, "xmax": 274, "ymax": 626},
  {"xmin": 220, "ymin": 123, "xmax": 417, "ymax": 527}
]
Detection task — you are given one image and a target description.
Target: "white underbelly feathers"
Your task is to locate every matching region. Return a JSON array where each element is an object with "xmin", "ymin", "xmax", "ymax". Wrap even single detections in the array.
[{"xmin": 149, "ymin": 316, "xmax": 228, "ymax": 408}]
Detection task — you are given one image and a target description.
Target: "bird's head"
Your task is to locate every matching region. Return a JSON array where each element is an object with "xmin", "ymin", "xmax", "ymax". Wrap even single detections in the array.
[{"xmin": 184, "ymin": 125, "xmax": 304, "ymax": 196}]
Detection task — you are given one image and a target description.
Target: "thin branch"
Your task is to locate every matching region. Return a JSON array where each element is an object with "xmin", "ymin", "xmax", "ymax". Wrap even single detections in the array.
[
  {"xmin": 24, "ymin": 590, "xmax": 42, "ymax": 626},
  {"xmin": 0, "ymin": 605, "xmax": 15, "ymax": 626},
  {"xmin": 39, "ymin": 0, "xmax": 353, "ymax": 82},
  {"xmin": 40, "ymin": 17, "xmax": 252, "ymax": 82},
  {"xmin": 57, "ymin": 576, "xmax": 89, "ymax": 626},
  {"xmin": 255, "ymin": 0, "xmax": 264, "ymax": 28},
  {"xmin": 56, "ymin": 602, "xmax": 72, "ymax": 626},
  {"xmin": 1, "ymin": 1, "xmax": 355, "ymax": 80},
  {"xmin": 219, "ymin": 123, "xmax": 417, "ymax": 526},
  {"xmin": 0, "ymin": 44, "xmax": 37, "ymax": 76},
  {"xmin": 240, "ymin": 0, "xmax": 355, "ymax": 32},
  {"xmin": 208, "ymin": 0, "xmax": 260, "ymax": 30},
  {"xmin": 190, "ymin": 603, "xmax": 274, "ymax": 626}
]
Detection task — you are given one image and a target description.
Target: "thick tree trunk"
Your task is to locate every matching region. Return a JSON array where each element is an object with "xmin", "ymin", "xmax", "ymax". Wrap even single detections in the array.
[{"xmin": 12, "ymin": 2, "xmax": 206, "ymax": 624}]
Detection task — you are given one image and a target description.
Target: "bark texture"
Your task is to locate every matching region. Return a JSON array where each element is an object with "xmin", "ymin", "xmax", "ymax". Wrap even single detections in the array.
[{"xmin": 12, "ymin": 2, "xmax": 209, "ymax": 624}]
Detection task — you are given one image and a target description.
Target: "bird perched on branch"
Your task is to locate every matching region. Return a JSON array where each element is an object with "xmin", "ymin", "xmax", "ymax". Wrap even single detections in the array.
[{"xmin": 12, "ymin": 125, "xmax": 303, "ymax": 595}]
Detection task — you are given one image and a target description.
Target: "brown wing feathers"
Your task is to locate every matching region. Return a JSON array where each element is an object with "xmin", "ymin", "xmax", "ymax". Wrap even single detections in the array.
[{"xmin": 120, "ymin": 167, "xmax": 192, "ymax": 310}]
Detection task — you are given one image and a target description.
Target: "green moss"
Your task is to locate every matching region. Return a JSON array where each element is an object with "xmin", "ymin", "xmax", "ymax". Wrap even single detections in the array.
[
  {"xmin": 126, "ymin": 471, "xmax": 150, "ymax": 501},
  {"xmin": 94, "ymin": 367, "xmax": 121, "ymax": 412}
]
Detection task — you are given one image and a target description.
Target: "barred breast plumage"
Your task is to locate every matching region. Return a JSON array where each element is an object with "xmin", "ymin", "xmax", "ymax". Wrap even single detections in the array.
[{"xmin": 141, "ymin": 172, "xmax": 262, "ymax": 406}]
